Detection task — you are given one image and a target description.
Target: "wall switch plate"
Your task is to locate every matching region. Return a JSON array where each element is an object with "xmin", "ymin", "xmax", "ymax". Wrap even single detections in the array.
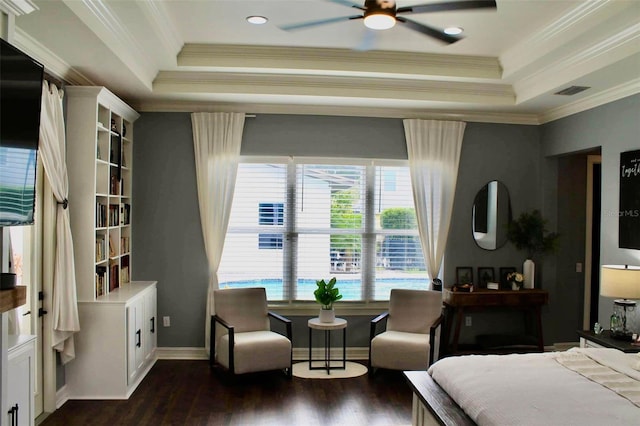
[
  {"xmin": 163, "ymin": 316, "xmax": 170, "ymax": 327},
  {"xmin": 465, "ymin": 316, "xmax": 472, "ymax": 327},
  {"xmin": 576, "ymin": 262, "xmax": 583, "ymax": 273}
]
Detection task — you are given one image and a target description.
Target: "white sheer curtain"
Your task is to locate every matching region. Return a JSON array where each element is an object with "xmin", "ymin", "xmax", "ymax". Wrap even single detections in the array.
[
  {"xmin": 191, "ymin": 112, "xmax": 245, "ymax": 355},
  {"xmin": 39, "ymin": 81, "xmax": 80, "ymax": 364},
  {"xmin": 403, "ymin": 119, "xmax": 466, "ymax": 283}
]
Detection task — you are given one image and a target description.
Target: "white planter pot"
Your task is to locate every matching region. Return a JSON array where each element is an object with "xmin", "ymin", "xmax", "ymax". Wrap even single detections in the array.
[
  {"xmin": 319, "ymin": 308, "xmax": 335, "ymax": 323},
  {"xmin": 523, "ymin": 259, "xmax": 535, "ymax": 289}
]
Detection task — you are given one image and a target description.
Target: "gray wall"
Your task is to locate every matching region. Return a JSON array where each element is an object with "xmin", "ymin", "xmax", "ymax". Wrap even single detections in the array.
[
  {"xmin": 133, "ymin": 113, "xmax": 564, "ymax": 348},
  {"xmin": 542, "ymin": 94, "xmax": 640, "ymax": 332},
  {"xmin": 132, "ymin": 100, "xmax": 640, "ymax": 349}
]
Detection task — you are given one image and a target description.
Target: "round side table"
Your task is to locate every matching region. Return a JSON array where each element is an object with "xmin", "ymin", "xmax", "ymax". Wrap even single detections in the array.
[{"xmin": 308, "ymin": 317, "xmax": 347, "ymax": 375}]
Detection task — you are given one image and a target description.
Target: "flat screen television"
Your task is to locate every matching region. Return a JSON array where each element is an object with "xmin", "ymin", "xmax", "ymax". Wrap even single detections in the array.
[{"xmin": 0, "ymin": 38, "xmax": 44, "ymax": 227}]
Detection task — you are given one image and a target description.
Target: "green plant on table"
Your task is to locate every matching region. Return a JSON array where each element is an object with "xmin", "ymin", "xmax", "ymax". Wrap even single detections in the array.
[{"xmin": 314, "ymin": 277, "xmax": 342, "ymax": 310}]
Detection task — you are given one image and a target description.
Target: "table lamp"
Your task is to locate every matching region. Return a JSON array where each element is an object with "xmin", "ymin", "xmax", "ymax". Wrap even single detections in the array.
[{"xmin": 600, "ymin": 264, "xmax": 640, "ymax": 340}]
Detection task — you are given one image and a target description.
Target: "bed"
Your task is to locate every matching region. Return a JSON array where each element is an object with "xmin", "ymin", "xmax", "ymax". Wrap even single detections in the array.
[{"xmin": 404, "ymin": 347, "xmax": 640, "ymax": 426}]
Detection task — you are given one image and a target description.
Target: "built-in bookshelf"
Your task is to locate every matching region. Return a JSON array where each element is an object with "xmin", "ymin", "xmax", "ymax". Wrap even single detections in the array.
[
  {"xmin": 66, "ymin": 87, "xmax": 157, "ymax": 399},
  {"xmin": 66, "ymin": 87, "xmax": 138, "ymax": 301}
]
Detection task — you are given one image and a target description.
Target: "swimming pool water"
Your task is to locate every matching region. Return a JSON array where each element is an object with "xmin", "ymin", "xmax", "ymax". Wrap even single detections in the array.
[{"xmin": 221, "ymin": 277, "xmax": 430, "ymax": 301}]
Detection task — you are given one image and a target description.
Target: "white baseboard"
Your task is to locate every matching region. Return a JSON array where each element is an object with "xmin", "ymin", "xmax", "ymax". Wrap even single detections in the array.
[
  {"xmin": 157, "ymin": 347, "xmax": 208, "ymax": 360},
  {"xmin": 157, "ymin": 346, "xmax": 370, "ymax": 361},
  {"xmin": 55, "ymin": 384, "xmax": 69, "ymax": 409}
]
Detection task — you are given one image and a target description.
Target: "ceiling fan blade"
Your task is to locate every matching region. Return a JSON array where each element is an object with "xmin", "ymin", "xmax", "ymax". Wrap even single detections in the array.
[
  {"xmin": 395, "ymin": 16, "xmax": 461, "ymax": 44},
  {"xmin": 397, "ymin": 0, "xmax": 496, "ymax": 14},
  {"xmin": 355, "ymin": 28, "xmax": 379, "ymax": 51},
  {"xmin": 326, "ymin": 0, "xmax": 366, "ymax": 11},
  {"xmin": 279, "ymin": 15, "xmax": 363, "ymax": 31}
]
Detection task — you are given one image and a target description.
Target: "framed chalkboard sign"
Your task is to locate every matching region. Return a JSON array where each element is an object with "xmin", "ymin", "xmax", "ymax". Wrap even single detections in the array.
[{"xmin": 619, "ymin": 149, "xmax": 640, "ymax": 249}]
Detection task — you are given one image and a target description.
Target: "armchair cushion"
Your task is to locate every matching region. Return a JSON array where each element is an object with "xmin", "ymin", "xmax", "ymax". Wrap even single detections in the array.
[
  {"xmin": 217, "ymin": 331, "xmax": 291, "ymax": 374},
  {"xmin": 214, "ymin": 287, "xmax": 270, "ymax": 333},
  {"xmin": 370, "ymin": 331, "xmax": 429, "ymax": 371}
]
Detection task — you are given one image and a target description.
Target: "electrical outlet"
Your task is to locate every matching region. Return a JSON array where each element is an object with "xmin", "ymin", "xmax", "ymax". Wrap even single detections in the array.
[
  {"xmin": 163, "ymin": 316, "xmax": 170, "ymax": 327},
  {"xmin": 465, "ymin": 316, "xmax": 472, "ymax": 327}
]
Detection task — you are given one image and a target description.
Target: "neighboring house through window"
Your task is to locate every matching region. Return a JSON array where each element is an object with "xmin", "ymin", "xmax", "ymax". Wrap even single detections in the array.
[{"xmin": 258, "ymin": 202, "xmax": 283, "ymax": 249}]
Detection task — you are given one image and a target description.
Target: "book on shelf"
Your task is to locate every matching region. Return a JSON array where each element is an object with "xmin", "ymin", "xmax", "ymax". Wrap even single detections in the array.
[
  {"xmin": 110, "ymin": 175, "xmax": 120, "ymax": 195},
  {"xmin": 109, "ymin": 262, "xmax": 119, "ymax": 292},
  {"xmin": 120, "ymin": 203, "xmax": 131, "ymax": 226},
  {"xmin": 120, "ymin": 236, "xmax": 130, "ymax": 254},
  {"xmin": 95, "ymin": 266, "xmax": 107, "ymax": 297},
  {"xmin": 108, "ymin": 204, "xmax": 119, "ymax": 226},
  {"xmin": 95, "ymin": 235, "xmax": 106, "ymax": 262},
  {"xmin": 96, "ymin": 202, "xmax": 107, "ymax": 227},
  {"xmin": 108, "ymin": 234, "xmax": 115, "ymax": 257}
]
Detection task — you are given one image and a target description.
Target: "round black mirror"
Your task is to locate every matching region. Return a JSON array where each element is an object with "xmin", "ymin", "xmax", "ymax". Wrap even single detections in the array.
[{"xmin": 472, "ymin": 181, "xmax": 511, "ymax": 250}]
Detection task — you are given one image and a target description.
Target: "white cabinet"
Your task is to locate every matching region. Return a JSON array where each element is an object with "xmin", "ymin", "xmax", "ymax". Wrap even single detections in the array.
[
  {"xmin": 7, "ymin": 335, "xmax": 36, "ymax": 426},
  {"xmin": 126, "ymin": 286, "xmax": 156, "ymax": 386},
  {"xmin": 65, "ymin": 87, "xmax": 156, "ymax": 399},
  {"xmin": 66, "ymin": 282, "xmax": 157, "ymax": 399}
]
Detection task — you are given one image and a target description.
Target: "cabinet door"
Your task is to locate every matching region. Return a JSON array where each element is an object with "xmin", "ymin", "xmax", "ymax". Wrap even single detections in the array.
[
  {"xmin": 143, "ymin": 287, "xmax": 157, "ymax": 361},
  {"xmin": 127, "ymin": 298, "xmax": 144, "ymax": 385},
  {"xmin": 7, "ymin": 339, "xmax": 35, "ymax": 426}
]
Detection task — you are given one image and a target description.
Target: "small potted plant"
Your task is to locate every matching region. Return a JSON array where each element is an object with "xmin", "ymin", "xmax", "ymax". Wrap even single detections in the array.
[{"xmin": 314, "ymin": 277, "xmax": 342, "ymax": 323}]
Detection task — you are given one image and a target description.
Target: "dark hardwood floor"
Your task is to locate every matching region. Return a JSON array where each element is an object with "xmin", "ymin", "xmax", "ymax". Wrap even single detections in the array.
[{"xmin": 40, "ymin": 360, "xmax": 413, "ymax": 426}]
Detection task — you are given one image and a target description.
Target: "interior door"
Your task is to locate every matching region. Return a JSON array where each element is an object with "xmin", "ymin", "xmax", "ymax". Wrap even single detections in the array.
[{"xmin": 583, "ymin": 155, "xmax": 602, "ymax": 330}]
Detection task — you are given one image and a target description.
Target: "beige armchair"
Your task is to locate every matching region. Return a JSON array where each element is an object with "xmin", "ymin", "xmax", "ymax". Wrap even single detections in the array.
[
  {"xmin": 211, "ymin": 287, "xmax": 292, "ymax": 377},
  {"xmin": 369, "ymin": 289, "xmax": 443, "ymax": 374}
]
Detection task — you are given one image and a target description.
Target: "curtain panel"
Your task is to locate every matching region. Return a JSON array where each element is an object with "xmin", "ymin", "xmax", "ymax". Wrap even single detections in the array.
[
  {"xmin": 39, "ymin": 81, "xmax": 80, "ymax": 364},
  {"xmin": 191, "ymin": 112, "xmax": 245, "ymax": 355},
  {"xmin": 403, "ymin": 119, "xmax": 466, "ymax": 283}
]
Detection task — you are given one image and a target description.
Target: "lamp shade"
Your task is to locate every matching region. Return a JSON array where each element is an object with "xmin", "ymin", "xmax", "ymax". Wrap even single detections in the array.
[{"xmin": 600, "ymin": 265, "xmax": 640, "ymax": 299}]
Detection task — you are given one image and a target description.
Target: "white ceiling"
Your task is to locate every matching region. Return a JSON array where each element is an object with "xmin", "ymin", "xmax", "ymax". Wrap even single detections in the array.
[{"xmin": 9, "ymin": 0, "xmax": 640, "ymax": 124}]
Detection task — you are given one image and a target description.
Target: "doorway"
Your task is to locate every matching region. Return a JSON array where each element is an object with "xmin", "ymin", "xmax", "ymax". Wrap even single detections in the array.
[{"xmin": 583, "ymin": 155, "xmax": 602, "ymax": 330}]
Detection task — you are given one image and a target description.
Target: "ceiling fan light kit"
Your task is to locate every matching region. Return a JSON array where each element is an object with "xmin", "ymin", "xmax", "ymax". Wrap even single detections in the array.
[{"xmin": 363, "ymin": 0, "xmax": 397, "ymax": 30}]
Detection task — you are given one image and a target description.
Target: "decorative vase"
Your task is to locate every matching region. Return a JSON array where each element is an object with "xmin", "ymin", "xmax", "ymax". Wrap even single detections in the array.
[
  {"xmin": 523, "ymin": 259, "xmax": 535, "ymax": 289},
  {"xmin": 511, "ymin": 281, "xmax": 521, "ymax": 291},
  {"xmin": 319, "ymin": 308, "xmax": 335, "ymax": 323}
]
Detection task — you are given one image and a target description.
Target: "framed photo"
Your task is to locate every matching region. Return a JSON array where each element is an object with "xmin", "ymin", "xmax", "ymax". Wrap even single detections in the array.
[
  {"xmin": 477, "ymin": 267, "xmax": 495, "ymax": 288},
  {"xmin": 499, "ymin": 267, "xmax": 517, "ymax": 288},
  {"xmin": 456, "ymin": 267, "xmax": 473, "ymax": 285},
  {"xmin": 619, "ymin": 149, "xmax": 640, "ymax": 249}
]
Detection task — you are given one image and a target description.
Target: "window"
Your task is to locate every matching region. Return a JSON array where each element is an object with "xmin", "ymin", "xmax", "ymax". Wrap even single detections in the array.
[
  {"xmin": 218, "ymin": 158, "xmax": 429, "ymax": 302},
  {"xmin": 258, "ymin": 202, "xmax": 283, "ymax": 249}
]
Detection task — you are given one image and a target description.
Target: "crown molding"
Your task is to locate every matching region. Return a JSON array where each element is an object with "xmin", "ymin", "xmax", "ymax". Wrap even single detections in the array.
[
  {"xmin": 538, "ymin": 77, "xmax": 640, "ymax": 124},
  {"xmin": 501, "ymin": 0, "xmax": 630, "ymax": 79},
  {"xmin": 134, "ymin": 99, "xmax": 539, "ymax": 125},
  {"xmin": 178, "ymin": 44, "xmax": 502, "ymax": 80},
  {"xmin": 154, "ymin": 71, "xmax": 514, "ymax": 105},
  {"xmin": 514, "ymin": 23, "xmax": 640, "ymax": 104},
  {"xmin": 13, "ymin": 27, "xmax": 95, "ymax": 86},
  {"xmin": 135, "ymin": 0, "xmax": 182, "ymax": 58},
  {"xmin": 0, "ymin": 0, "xmax": 37, "ymax": 16},
  {"xmin": 61, "ymin": 0, "xmax": 155, "ymax": 89}
]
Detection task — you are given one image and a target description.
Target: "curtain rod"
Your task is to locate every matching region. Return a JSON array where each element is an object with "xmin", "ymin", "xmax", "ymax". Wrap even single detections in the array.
[{"xmin": 43, "ymin": 70, "xmax": 65, "ymax": 89}]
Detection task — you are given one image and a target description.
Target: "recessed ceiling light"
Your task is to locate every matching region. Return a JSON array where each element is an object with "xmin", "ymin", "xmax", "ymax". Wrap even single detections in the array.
[
  {"xmin": 246, "ymin": 16, "xmax": 268, "ymax": 25},
  {"xmin": 444, "ymin": 26, "xmax": 463, "ymax": 35}
]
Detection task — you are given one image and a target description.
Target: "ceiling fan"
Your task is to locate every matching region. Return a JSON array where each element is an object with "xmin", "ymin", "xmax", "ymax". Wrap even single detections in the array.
[{"xmin": 279, "ymin": 0, "xmax": 497, "ymax": 45}]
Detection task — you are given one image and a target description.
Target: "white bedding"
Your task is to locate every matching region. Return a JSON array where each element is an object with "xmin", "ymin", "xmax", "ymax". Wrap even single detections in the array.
[{"xmin": 428, "ymin": 348, "xmax": 640, "ymax": 426}]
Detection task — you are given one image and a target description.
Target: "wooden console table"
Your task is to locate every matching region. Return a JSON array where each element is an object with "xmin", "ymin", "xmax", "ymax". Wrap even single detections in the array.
[{"xmin": 442, "ymin": 288, "xmax": 549, "ymax": 356}]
